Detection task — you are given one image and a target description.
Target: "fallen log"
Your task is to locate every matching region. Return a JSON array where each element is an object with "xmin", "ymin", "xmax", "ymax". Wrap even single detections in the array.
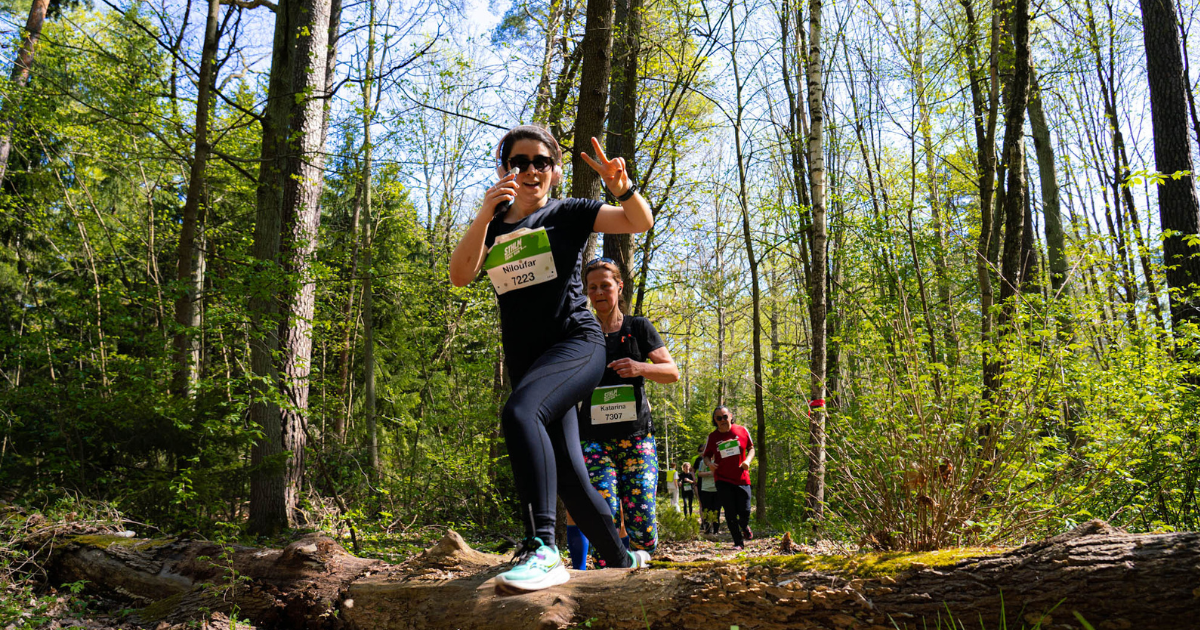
[
  {"xmin": 48, "ymin": 520, "xmax": 1200, "ymax": 629},
  {"xmin": 50, "ymin": 532, "xmax": 378, "ymax": 628}
]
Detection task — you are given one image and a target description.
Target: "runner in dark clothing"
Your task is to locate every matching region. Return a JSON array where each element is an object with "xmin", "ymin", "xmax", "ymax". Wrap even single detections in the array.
[
  {"xmin": 678, "ymin": 463, "xmax": 696, "ymax": 517},
  {"xmin": 450, "ymin": 126, "xmax": 653, "ymax": 591}
]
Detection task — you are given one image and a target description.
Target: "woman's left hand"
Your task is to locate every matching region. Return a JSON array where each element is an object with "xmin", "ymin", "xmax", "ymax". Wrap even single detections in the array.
[
  {"xmin": 607, "ymin": 358, "xmax": 643, "ymax": 378},
  {"xmin": 580, "ymin": 136, "xmax": 631, "ymax": 197}
]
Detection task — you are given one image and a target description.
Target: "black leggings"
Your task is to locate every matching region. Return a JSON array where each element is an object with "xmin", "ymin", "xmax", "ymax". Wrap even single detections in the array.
[
  {"xmin": 503, "ymin": 333, "xmax": 630, "ymax": 568},
  {"xmin": 681, "ymin": 490, "xmax": 694, "ymax": 516},
  {"xmin": 716, "ymin": 481, "xmax": 752, "ymax": 546}
]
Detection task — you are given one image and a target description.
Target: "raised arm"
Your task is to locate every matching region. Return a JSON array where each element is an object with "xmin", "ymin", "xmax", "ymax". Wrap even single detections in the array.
[{"xmin": 580, "ymin": 137, "xmax": 652, "ymax": 234}]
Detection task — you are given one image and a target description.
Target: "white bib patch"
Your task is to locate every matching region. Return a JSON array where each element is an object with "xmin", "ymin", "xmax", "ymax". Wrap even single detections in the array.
[
  {"xmin": 590, "ymin": 385, "xmax": 636, "ymax": 425},
  {"xmin": 718, "ymin": 438, "xmax": 741, "ymax": 458},
  {"xmin": 485, "ymin": 227, "xmax": 557, "ymax": 295}
]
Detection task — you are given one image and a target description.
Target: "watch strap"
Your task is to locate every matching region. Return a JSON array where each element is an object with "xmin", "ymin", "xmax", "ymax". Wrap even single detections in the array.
[{"xmin": 616, "ymin": 183, "xmax": 638, "ymax": 202}]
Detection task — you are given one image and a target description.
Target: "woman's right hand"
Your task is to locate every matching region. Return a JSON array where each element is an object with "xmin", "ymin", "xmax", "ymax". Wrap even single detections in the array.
[
  {"xmin": 452, "ymin": 171, "xmax": 518, "ymax": 286},
  {"xmin": 482, "ymin": 171, "xmax": 519, "ymax": 218}
]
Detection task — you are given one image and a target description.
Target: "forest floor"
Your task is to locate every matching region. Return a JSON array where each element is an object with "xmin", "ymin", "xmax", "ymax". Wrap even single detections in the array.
[{"xmin": 655, "ymin": 529, "xmax": 844, "ymax": 564}]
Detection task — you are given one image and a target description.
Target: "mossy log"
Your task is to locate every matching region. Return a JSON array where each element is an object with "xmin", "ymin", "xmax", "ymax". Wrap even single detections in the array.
[{"xmin": 49, "ymin": 521, "xmax": 1200, "ymax": 630}]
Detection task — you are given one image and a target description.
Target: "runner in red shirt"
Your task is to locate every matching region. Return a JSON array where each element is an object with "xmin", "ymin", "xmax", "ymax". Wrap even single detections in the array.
[{"xmin": 703, "ymin": 406, "xmax": 755, "ymax": 549}]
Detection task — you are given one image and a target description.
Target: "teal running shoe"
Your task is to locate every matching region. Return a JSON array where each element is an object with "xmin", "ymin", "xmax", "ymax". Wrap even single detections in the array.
[{"xmin": 495, "ymin": 537, "xmax": 569, "ymax": 592}]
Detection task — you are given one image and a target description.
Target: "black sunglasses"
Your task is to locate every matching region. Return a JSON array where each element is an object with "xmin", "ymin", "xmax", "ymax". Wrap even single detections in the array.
[
  {"xmin": 587, "ymin": 257, "xmax": 616, "ymax": 267},
  {"xmin": 507, "ymin": 155, "xmax": 556, "ymax": 173},
  {"xmin": 715, "ymin": 415, "xmax": 731, "ymax": 421}
]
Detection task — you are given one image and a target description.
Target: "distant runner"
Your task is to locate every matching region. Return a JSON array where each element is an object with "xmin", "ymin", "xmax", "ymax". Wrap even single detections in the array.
[{"xmin": 703, "ymin": 406, "xmax": 755, "ymax": 549}]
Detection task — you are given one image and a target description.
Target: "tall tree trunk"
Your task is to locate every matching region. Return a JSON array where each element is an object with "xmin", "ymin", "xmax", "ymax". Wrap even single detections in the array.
[
  {"xmin": 1142, "ymin": 0, "xmax": 1200, "ymax": 331},
  {"xmin": 781, "ymin": 0, "xmax": 810, "ymax": 228},
  {"xmin": 248, "ymin": 0, "xmax": 295, "ymax": 537},
  {"xmin": 0, "ymin": 0, "xmax": 49, "ymax": 185},
  {"xmin": 803, "ymin": 0, "xmax": 827, "ymax": 521},
  {"xmin": 603, "ymin": 0, "xmax": 641, "ymax": 305},
  {"xmin": 1020, "ymin": 158, "xmax": 1039, "ymax": 293},
  {"xmin": 1027, "ymin": 70, "xmax": 1068, "ymax": 299},
  {"xmin": 334, "ymin": 179, "xmax": 363, "ymax": 442},
  {"xmin": 171, "ymin": 0, "xmax": 222, "ymax": 399},
  {"xmin": 532, "ymin": 0, "xmax": 565, "ymax": 123},
  {"xmin": 1176, "ymin": 6, "xmax": 1200, "ymax": 154},
  {"xmin": 962, "ymin": 0, "xmax": 1002, "ymax": 405},
  {"xmin": 996, "ymin": 0, "xmax": 1031, "ymax": 328},
  {"xmin": 361, "ymin": 0, "xmax": 379, "ymax": 479},
  {"xmin": 570, "ymin": 0, "xmax": 614, "ymax": 202},
  {"xmin": 249, "ymin": 0, "xmax": 335, "ymax": 535}
]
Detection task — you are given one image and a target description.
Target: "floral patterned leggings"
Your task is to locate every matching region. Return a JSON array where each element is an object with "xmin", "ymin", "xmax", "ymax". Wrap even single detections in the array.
[{"xmin": 581, "ymin": 433, "xmax": 659, "ymax": 559}]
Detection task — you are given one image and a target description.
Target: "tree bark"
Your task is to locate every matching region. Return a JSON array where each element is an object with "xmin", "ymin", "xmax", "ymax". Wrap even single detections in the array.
[
  {"xmin": 1027, "ymin": 70, "xmax": 1068, "ymax": 299},
  {"xmin": 996, "ymin": 0, "xmax": 1031, "ymax": 328},
  {"xmin": 1141, "ymin": 0, "xmax": 1200, "ymax": 331},
  {"xmin": 51, "ymin": 521, "xmax": 1200, "ymax": 630},
  {"xmin": 603, "ymin": 0, "xmax": 641, "ymax": 305},
  {"xmin": 570, "ymin": 0, "xmax": 615, "ymax": 202},
  {"xmin": 961, "ymin": 0, "xmax": 1002, "ymax": 406},
  {"xmin": 804, "ymin": 0, "xmax": 828, "ymax": 521},
  {"xmin": 249, "ymin": 0, "xmax": 335, "ymax": 535},
  {"xmin": 171, "ymin": 0, "xmax": 222, "ymax": 399},
  {"xmin": 0, "ymin": 0, "xmax": 50, "ymax": 185},
  {"xmin": 361, "ymin": 0, "xmax": 379, "ymax": 479},
  {"xmin": 532, "ymin": 0, "xmax": 566, "ymax": 124}
]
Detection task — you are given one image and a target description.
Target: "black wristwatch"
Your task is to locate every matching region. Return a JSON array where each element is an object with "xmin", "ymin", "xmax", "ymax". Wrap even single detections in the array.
[{"xmin": 616, "ymin": 183, "xmax": 638, "ymax": 202}]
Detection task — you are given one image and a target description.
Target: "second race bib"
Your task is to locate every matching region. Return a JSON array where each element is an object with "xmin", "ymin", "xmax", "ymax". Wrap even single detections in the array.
[
  {"xmin": 718, "ymin": 438, "xmax": 741, "ymax": 458},
  {"xmin": 484, "ymin": 227, "xmax": 557, "ymax": 295},
  {"xmin": 590, "ymin": 385, "xmax": 636, "ymax": 425}
]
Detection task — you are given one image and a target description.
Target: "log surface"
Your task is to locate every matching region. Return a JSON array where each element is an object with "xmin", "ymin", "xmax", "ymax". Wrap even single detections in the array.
[{"xmin": 47, "ymin": 521, "xmax": 1200, "ymax": 630}]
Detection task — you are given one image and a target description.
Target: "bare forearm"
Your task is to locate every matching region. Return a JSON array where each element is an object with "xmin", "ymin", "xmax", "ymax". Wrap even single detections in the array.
[
  {"xmin": 614, "ymin": 187, "xmax": 652, "ymax": 233},
  {"xmin": 641, "ymin": 361, "xmax": 679, "ymax": 384},
  {"xmin": 449, "ymin": 212, "xmax": 490, "ymax": 286}
]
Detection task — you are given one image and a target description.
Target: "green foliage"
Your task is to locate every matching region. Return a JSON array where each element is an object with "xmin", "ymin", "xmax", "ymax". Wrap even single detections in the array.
[
  {"xmin": 656, "ymin": 500, "xmax": 700, "ymax": 542},
  {"xmin": 0, "ymin": 497, "xmax": 123, "ymax": 628}
]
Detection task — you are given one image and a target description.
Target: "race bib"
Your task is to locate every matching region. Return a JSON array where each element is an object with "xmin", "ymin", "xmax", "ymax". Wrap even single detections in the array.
[
  {"xmin": 718, "ymin": 438, "xmax": 741, "ymax": 458},
  {"xmin": 484, "ymin": 227, "xmax": 557, "ymax": 295},
  {"xmin": 590, "ymin": 385, "xmax": 636, "ymax": 425}
]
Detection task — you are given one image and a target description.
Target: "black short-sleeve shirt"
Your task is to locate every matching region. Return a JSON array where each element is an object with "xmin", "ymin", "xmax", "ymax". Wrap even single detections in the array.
[
  {"xmin": 579, "ymin": 315, "xmax": 665, "ymax": 441},
  {"xmin": 484, "ymin": 198, "xmax": 603, "ymax": 377}
]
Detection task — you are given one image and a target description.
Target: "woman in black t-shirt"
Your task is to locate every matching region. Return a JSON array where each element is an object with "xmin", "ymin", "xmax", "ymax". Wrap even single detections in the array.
[
  {"xmin": 449, "ymin": 126, "xmax": 653, "ymax": 592},
  {"xmin": 566, "ymin": 258, "xmax": 678, "ymax": 568},
  {"xmin": 678, "ymin": 462, "xmax": 696, "ymax": 517}
]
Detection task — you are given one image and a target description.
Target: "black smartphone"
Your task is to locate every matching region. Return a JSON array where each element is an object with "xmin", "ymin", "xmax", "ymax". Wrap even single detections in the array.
[{"xmin": 493, "ymin": 167, "xmax": 519, "ymax": 220}]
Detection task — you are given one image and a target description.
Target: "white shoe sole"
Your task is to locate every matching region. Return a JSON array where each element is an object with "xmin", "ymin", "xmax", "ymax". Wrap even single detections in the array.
[{"xmin": 494, "ymin": 564, "xmax": 570, "ymax": 593}]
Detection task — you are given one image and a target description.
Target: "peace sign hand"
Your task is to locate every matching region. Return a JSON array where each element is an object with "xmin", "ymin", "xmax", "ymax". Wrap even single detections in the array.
[{"xmin": 580, "ymin": 136, "xmax": 632, "ymax": 198}]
